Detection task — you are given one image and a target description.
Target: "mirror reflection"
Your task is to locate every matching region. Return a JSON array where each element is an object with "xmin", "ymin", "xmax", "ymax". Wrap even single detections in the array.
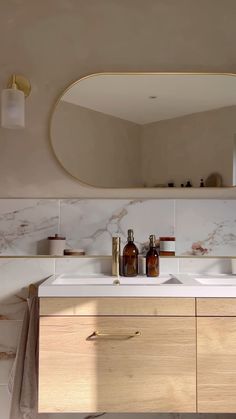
[{"xmin": 51, "ymin": 73, "xmax": 236, "ymax": 188}]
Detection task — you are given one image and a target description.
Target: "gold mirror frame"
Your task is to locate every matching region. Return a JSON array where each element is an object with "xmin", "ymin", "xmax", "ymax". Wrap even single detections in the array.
[{"xmin": 49, "ymin": 72, "xmax": 236, "ymax": 190}]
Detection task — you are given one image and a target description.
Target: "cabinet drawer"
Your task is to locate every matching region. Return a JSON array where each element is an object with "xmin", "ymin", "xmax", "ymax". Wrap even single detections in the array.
[
  {"xmin": 40, "ymin": 297, "xmax": 195, "ymax": 316},
  {"xmin": 38, "ymin": 316, "xmax": 196, "ymax": 412},
  {"xmin": 197, "ymin": 298, "xmax": 236, "ymax": 316}
]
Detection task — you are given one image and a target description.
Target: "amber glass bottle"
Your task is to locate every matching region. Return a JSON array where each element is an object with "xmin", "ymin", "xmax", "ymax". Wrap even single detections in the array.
[
  {"xmin": 146, "ymin": 235, "xmax": 159, "ymax": 277},
  {"xmin": 123, "ymin": 229, "xmax": 139, "ymax": 277}
]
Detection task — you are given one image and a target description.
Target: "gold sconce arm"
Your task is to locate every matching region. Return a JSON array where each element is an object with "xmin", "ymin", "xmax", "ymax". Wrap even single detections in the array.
[{"xmin": 7, "ymin": 74, "xmax": 31, "ymax": 97}]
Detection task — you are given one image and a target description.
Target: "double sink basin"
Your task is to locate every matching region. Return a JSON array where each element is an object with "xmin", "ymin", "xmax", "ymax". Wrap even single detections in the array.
[{"xmin": 39, "ymin": 273, "xmax": 236, "ymax": 298}]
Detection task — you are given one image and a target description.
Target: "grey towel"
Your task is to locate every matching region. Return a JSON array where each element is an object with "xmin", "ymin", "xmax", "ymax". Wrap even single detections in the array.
[{"xmin": 8, "ymin": 296, "xmax": 40, "ymax": 419}]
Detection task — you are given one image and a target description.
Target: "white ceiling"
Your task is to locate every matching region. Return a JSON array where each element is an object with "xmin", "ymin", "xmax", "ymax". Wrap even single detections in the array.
[{"xmin": 62, "ymin": 74, "xmax": 236, "ymax": 125}]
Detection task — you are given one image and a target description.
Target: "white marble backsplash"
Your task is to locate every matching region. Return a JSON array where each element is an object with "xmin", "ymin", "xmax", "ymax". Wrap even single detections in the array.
[
  {"xmin": 176, "ymin": 200, "xmax": 236, "ymax": 256},
  {"xmin": 0, "ymin": 199, "xmax": 59, "ymax": 255},
  {"xmin": 60, "ymin": 199, "xmax": 174, "ymax": 254},
  {"xmin": 0, "ymin": 198, "xmax": 235, "ymax": 256}
]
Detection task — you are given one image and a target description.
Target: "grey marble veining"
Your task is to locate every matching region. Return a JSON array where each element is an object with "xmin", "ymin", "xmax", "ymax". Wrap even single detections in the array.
[
  {"xmin": 0, "ymin": 198, "xmax": 236, "ymax": 257},
  {"xmin": 60, "ymin": 199, "xmax": 175, "ymax": 255},
  {"xmin": 175, "ymin": 200, "xmax": 236, "ymax": 256},
  {"xmin": 0, "ymin": 199, "xmax": 59, "ymax": 255}
]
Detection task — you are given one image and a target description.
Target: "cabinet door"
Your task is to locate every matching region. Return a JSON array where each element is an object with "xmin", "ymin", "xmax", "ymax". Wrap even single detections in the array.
[
  {"xmin": 198, "ymin": 317, "xmax": 236, "ymax": 413},
  {"xmin": 39, "ymin": 316, "xmax": 196, "ymax": 413}
]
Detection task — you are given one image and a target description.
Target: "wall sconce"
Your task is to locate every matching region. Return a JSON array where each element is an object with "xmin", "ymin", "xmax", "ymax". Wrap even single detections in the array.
[{"xmin": 1, "ymin": 74, "xmax": 31, "ymax": 129}]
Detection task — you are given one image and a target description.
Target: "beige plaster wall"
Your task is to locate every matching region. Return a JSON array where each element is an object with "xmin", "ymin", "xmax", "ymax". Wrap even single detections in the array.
[
  {"xmin": 1, "ymin": 0, "xmax": 236, "ymax": 197},
  {"xmin": 141, "ymin": 106, "xmax": 236, "ymax": 187},
  {"xmin": 52, "ymin": 100, "xmax": 236, "ymax": 188},
  {"xmin": 52, "ymin": 101, "xmax": 141, "ymax": 187}
]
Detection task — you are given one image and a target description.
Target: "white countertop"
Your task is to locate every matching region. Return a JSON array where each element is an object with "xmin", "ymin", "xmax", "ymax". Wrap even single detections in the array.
[{"xmin": 38, "ymin": 273, "xmax": 236, "ymax": 298}]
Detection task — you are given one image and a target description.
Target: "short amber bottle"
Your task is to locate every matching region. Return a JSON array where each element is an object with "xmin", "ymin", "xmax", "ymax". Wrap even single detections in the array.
[
  {"xmin": 146, "ymin": 235, "xmax": 159, "ymax": 277},
  {"xmin": 123, "ymin": 229, "xmax": 139, "ymax": 277}
]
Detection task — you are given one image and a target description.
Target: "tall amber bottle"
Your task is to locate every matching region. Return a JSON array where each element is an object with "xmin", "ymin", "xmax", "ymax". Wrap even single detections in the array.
[
  {"xmin": 123, "ymin": 229, "xmax": 139, "ymax": 277},
  {"xmin": 146, "ymin": 235, "xmax": 159, "ymax": 277}
]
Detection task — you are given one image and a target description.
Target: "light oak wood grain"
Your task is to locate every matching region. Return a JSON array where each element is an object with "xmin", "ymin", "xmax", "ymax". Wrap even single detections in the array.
[
  {"xmin": 38, "ymin": 316, "xmax": 196, "ymax": 412},
  {"xmin": 197, "ymin": 298, "xmax": 236, "ymax": 316},
  {"xmin": 197, "ymin": 317, "xmax": 236, "ymax": 412},
  {"xmin": 40, "ymin": 297, "xmax": 195, "ymax": 316}
]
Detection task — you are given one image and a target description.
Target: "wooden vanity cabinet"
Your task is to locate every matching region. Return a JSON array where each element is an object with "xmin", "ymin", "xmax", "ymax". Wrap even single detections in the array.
[
  {"xmin": 38, "ymin": 296, "xmax": 236, "ymax": 413},
  {"xmin": 197, "ymin": 298, "xmax": 236, "ymax": 413},
  {"xmin": 38, "ymin": 298, "xmax": 196, "ymax": 413}
]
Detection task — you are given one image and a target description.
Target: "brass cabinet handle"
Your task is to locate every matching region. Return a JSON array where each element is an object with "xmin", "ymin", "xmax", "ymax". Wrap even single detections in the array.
[{"xmin": 87, "ymin": 331, "xmax": 141, "ymax": 340}]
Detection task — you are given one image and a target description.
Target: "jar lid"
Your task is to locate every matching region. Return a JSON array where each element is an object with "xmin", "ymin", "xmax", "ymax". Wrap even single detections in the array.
[
  {"xmin": 48, "ymin": 233, "xmax": 66, "ymax": 240},
  {"xmin": 159, "ymin": 236, "xmax": 175, "ymax": 241}
]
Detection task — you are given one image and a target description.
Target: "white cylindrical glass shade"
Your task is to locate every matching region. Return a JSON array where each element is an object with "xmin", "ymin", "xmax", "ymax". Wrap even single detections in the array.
[{"xmin": 1, "ymin": 88, "xmax": 25, "ymax": 128}]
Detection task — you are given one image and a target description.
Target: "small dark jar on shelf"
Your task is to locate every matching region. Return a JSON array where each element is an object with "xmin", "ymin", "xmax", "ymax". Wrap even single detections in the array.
[{"xmin": 159, "ymin": 237, "xmax": 175, "ymax": 256}]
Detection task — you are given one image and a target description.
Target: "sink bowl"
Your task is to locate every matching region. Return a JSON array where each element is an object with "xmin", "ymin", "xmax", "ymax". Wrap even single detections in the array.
[
  {"xmin": 38, "ymin": 273, "xmax": 236, "ymax": 298},
  {"xmin": 52, "ymin": 273, "xmax": 180, "ymax": 286},
  {"xmin": 38, "ymin": 273, "xmax": 184, "ymax": 297},
  {"xmin": 195, "ymin": 276, "xmax": 236, "ymax": 285}
]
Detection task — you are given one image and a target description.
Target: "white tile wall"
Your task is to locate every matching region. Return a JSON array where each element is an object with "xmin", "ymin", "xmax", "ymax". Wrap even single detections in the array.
[
  {"xmin": 159, "ymin": 257, "xmax": 179, "ymax": 274},
  {"xmin": 179, "ymin": 258, "xmax": 233, "ymax": 274},
  {"xmin": 0, "ymin": 321, "xmax": 22, "ymax": 385},
  {"xmin": 55, "ymin": 256, "xmax": 111, "ymax": 275},
  {"xmin": 55, "ymin": 256, "xmax": 234, "ymax": 276},
  {"xmin": 0, "ymin": 258, "xmax": 54, "ymax": 320}
]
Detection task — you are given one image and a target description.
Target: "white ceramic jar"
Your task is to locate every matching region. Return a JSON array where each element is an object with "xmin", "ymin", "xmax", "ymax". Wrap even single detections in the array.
[{"xmin": 48, "ymin": 234, "xmax": 66, "ymax": 256}]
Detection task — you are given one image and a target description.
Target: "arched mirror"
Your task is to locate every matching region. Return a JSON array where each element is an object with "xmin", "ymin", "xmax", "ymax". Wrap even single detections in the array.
[{"xmin": 50, "ymin": 73, "xmax": 236, "ymax": 188}]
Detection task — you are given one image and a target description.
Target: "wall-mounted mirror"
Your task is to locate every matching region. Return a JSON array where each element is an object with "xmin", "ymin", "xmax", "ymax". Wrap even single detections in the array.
[{"xmin": 51, "ymin": 73, "xmax": 236, "ymax": 188}]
